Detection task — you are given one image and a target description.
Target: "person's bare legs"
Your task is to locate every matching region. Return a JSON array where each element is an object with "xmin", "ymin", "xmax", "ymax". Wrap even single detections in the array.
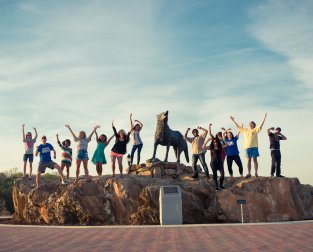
[
  {"xmin": 66, "ymin": 164, "xmax": 70, "ymax": 179},
  {"xmin": 36, "ymin": 172, "xmax": 41, "ymax": 189},
  {"xmin": 246, "ymin": 158, "xmax": 252, "ymax": 177},
  {"xmin": 59, "ymin": 162, "xmax": 66, "ymax": 181},
  {"xmin": 253, "ymin": 157, "xmax": 258, "ymax": 176},
  {"xmin": 117, "ymin": 156, "xmax": 123, "ymax": 177},
  {"xmin": 75, "ymin": 159, "xmax": 81, "ymax": 183},
  {"xmin": 82, "ymin": 160, "xmax": 90, "ymax": 181},
  {"xmin": 96, "ymin": 163, "xmax": 102, "ymax": 176},
  {"xmin": 54, "ymin": 163, "xmax": 65, "ymax": 182},
  {"xmin": 23, "ymin": 161, "xmax": 27, "ymax": 177},
  {"xmin": 29, "ymin": 162, "xmax": 33, "ymax": 178},
  {"xmin": 111, "ymin": 155, "xmax": 117, "ymax": 177}
]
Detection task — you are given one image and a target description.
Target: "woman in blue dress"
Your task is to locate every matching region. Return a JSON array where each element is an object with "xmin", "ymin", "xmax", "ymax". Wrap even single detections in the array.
[{"xmin": 92, "ymin": 128, "xmax": 114, "ymax": 176}]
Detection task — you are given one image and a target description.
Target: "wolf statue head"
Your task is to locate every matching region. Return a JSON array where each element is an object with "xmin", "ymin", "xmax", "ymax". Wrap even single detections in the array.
[{"xmin": 155, "ymin": 111, "xmax": 169, "ymax": 142}]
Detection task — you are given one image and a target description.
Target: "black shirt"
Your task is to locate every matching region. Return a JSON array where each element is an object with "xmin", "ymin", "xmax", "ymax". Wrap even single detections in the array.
[
  {"xmin": 268, "ymin": 133, "xmax": 283, "ymax": 150},
  {"xmin": 111, "ymin": 126, "xmax": 130, "ymax": 155}
]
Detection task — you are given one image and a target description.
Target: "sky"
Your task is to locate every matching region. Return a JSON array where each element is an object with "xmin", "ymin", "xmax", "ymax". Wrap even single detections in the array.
[{"xmin": 0, "ymin": 0, "xmax": 312, "ymax": 184}]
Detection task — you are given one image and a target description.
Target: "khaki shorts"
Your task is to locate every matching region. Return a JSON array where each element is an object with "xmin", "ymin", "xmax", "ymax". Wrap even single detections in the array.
[{"xmin": 38, "ymin": 161, "xmax": 56, "ymax": 173}]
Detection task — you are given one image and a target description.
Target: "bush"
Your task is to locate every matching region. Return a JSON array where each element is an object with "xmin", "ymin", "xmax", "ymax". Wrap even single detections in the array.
[{"xmin": 0, "ymin": 168, "xmax": 22, "ymax": 214}]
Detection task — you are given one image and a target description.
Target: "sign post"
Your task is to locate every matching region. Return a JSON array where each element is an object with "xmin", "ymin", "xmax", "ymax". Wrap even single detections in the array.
[{"xmin": 236, "ymin": 199, "xmax": 246, "ymax": 224}]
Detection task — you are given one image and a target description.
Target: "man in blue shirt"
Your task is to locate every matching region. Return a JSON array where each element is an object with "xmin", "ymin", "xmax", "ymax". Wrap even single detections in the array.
[{"xmin": 35, "ymin": 136, "xmax": 67, "ymax": 189}]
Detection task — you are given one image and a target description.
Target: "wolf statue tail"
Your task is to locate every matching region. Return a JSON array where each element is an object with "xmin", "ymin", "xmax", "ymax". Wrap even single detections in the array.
[{"xmin": 184, "ymin": 142, "xmax": 189, "ymax": 163}]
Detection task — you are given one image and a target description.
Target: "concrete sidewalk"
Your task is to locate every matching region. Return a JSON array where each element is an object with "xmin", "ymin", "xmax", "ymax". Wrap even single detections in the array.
[{"xmin": 0, "ymin": 221, "xmax": 312, "ymax": 251}]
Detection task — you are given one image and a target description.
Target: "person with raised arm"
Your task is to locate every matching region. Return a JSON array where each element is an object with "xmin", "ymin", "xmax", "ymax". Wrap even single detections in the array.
[
  {"xmin": 35, "ymin": 136, "xmax": 67, "ymax": 189},
  {"xmin": 56, "ymin": 134, "xmax": 72, "ymax": 180},
  {"xmin": 91, "ymin": 128, "xmax": 114, "ymax": 176},
  {"xmin": 111, "ymin": 120, "xmax": 131, "ymax": 177},
  {"xmin": 22, "ymin": 124, "xmax": 38, "ymax": 178},
  {"xmin": 65, "ymin": 124, "xmax": 99, "ymax": 183},
  {"xmin": 209, "ymin": 125, "xmax": 227, "ymax": 164},
  {"xmin": 184, "ymin": 126, "xmax": 210, "ymax": 179},
  {"xmin": 202, "ymin": 124, "xmax": 227, "ymax": 190},
  {"xmin": 267, "ymin": 127, "xmax": 287, "ymax": 177},
  {"xmin": 130, "ymin": 113, "xmax": 144, "ymax": 166},
  {"xmin": 230, "ymin": 113, "xmax": 268, "ymax": 178},
  {"xmin": 222, "ymin": 128, "xmax": 244, "ymax": 178}
]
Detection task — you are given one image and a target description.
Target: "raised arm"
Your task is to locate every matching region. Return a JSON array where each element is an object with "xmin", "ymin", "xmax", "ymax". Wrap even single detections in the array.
[
  {"xmin": 208, "ymin": 124, "xmax": 214, "ymax": 140},
  {"xmin": 267, "ymin": 127, "xmax": 274, "ymax": 135},
  {"xmin": 56, "ymin": 134, "xmax": 62, "ymax": 148},
  {"xmin": 184, "ymin": 128, "xmax": 193, "ymax": 143},
  {"xmin": 202, "ymin": 137, "xmax": 211, "ymax": 150},
  {"xmin": 184, "ymin": 128, "xmax": 190, "ymax": 138},
  {"xmin": 112, "ymin": 120, "xmax": 119, "ymax": 138},
  {"xmin": 33, "ymin": 127, "xmax": 38, "ymax": 140},
  {"xmin": 22, "ymin": 124, "xmax": 25, "ymax": 140},
  {"xmin": 279, "ymin": 132, "xmax": 287, "ymax": 140},
  {"xmin": 65, "ymin": 125, "xmax": 77, "ymax": 139},
  {"xmin": 106, "ymin": 135, "xmax": 115, "ymax": 146},
  {"xmin": 130, "ymin": 113, "xmax": 134, "ymax": 131},
  {"xmin": 259, "ymin": 112, "xmax": 268, "ymax": 129},
  {"xmin": 134, "ymin": 119, "xmax": 143, "ymax": 131},
  {"xmin": 94, "ymin": 129, "xmax": 99, "ymax": 142},
  {"xmin": 230, "ymin": 116, "xmax": 241, "ymax": 128},
  {"xmin": 88, "ymin": 125, "xmax": 100, "ymax": 139},
  {"xmin": 198, "ymin": 126, "xmax": 208, "ymax": 137}
]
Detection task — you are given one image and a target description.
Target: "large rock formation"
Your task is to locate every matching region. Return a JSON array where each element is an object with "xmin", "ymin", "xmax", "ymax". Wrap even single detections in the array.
[{"xmin": 13, "ymin": 163, "xmax": 313, "ymax": 225}]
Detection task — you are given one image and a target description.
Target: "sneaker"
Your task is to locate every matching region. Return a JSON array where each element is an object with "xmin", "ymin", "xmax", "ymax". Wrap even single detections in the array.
[
  {"xmin": 220, "ymin": 185, "xmax": 225, "ymax": 190},
  {"xmin": 215, "ymin": 187, "xmax": 220, "ymax": 191},
  {"xmin": 276, "ymin": 175, "xmax": 285, "ymax": 178},
  {"xmin": 61, "ymin": 180, "xmax": 67, "ymax": 185},
  {"xmin": 192, "ymin": 173, "xmax": 199, "ymax": 179},
  {"xmin": 245, "ymin": 174, "xmax": 252, "ymax": 179}
]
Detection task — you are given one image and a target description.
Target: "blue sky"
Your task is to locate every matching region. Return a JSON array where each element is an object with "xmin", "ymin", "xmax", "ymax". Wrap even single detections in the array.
[{"xmin": 0, "ymin": 0, "xmax": 312, "ymax": 184}]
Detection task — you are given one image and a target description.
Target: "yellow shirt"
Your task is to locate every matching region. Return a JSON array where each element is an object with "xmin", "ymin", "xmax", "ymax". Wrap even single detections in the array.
[
  {"xmin": 238, "ymin": 126, "xmax": 262, "ymax": 149},
  {"xmin": 185, "ymin": 132, "xmax": 207, "ymax": 154}
]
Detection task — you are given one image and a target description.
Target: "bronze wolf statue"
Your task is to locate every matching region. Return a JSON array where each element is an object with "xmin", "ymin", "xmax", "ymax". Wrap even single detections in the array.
[{"xmin": 151, "ymin": 111, "xmax": 189, "ymax": 163}]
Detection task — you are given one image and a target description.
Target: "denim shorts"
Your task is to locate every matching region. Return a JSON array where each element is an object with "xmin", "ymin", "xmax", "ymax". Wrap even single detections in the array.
[
  {"xmin": 23, "ymin": 154, "xmax": 34, "ymax": 162},
  {"xmin": 77, "ymin": 150, "xmax": 89, "ymax": 160},
  {"xmin": 245, "ymin": 147, "xmax": 260, "ymax": 158}
]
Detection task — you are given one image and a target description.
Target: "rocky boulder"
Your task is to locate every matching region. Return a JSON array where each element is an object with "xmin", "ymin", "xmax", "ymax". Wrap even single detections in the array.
[{"xmin": 13, "ymin": 163, "xmax": 313, "ymax": 225}]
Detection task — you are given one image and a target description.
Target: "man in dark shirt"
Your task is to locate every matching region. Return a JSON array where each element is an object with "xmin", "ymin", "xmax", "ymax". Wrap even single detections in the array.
[{"xmin": 267, "ymin": 127, "xmax": 287, "ymax": 177}]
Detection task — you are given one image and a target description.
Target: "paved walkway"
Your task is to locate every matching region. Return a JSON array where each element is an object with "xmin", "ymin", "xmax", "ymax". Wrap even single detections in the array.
[{"xmin": 0, "ymin": 221, "xmax": 312, "ymax": 252}]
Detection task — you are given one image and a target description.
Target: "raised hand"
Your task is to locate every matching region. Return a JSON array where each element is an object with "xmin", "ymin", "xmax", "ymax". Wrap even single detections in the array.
[
  {"xmin": 230, "ymin": 116, "xmax": 234, "ymax": 121},
  {"xmin": 22, "ymin": 124, "xmax": 25, "ymax": 128},
  {"xmin": 65, "ymin": 124, "xmax": 70, "ymax": 128}
]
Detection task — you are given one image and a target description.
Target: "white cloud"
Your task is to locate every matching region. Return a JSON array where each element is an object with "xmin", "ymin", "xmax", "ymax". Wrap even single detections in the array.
[{"xmin": 248, "ymin": 0, "xmax": 313, "ymax": 88}]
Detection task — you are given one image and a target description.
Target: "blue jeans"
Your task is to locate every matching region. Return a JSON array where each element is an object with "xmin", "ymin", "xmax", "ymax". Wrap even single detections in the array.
[
  {"xmin": 131, "ymin": 144, "xmax": 143, "ymax": 165},
  {"xmin": 192, "ymin": 153, "xmax": 209, "ymax": 175}
]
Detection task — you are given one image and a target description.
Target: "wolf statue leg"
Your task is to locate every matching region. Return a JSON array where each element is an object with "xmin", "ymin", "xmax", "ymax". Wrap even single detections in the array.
[
  {"xmin": 164, "ymin": 145, "xmax": 170, "ymax": 162},
  {"xmin": 152, "ymin": 142, "xmax": 158, "ymax": 160},
  {"xmin": 176, "ymin": 146, "xmax": 182, "ymax": 164}
]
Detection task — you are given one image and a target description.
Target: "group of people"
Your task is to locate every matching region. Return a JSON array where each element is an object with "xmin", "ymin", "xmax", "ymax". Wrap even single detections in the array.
[
  {"xmin": 184, "ymin": 113, "xmax": 287, "ymax": 190},
  {"xmin": 22, "ymin": 114, "xmax": 144, "ymax": 189},
  {"xmin": 22, "ymin": 112, "xmax": 287, "ymax": 190}
]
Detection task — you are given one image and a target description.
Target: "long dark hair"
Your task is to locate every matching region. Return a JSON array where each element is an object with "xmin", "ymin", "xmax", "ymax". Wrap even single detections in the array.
[{"xmin": 209, "ymin": 137, "xmax": 222, "ymax": 150}]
